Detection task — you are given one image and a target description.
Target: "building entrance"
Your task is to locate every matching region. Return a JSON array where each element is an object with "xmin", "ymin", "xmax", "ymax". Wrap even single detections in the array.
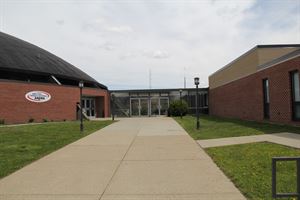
[
  {"xmin": 82, "ymin": 97, "xmax": 96, "ymax": 117},
  {"xmin": 110, "ymin": 88, "xmax": 209, "ymax": 118},
  {"xmin": 130, "ymin": 97, "xmax": 169, "ymax": 117},
  {"xmin": 130, "ymin": 98, "xmax": 148, "ymax": 116}
]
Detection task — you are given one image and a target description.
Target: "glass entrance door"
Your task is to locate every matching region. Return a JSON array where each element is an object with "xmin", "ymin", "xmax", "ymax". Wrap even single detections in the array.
[
  {"xmin": 130, "ymin": 98, "xmax": 140, "ymax": 116},
  {"xmin": 130, "ymin": 98, "xmax": 149, "ymax": 117},
  {"xmin": 159, "ymin": 98, "xmax": 169, "ymax": 116},
  {"xmin": 140, "ymin": 98, "xmax": 149, "ymax": 116},
  {"xmin": 82, "ymin": 98, "xmax": 96, "ymax": 117},
  {"xmin": 151, "ymin": 98, "xmax": 159, "ymax": 115},
  {"xmin": 130, "ymin": 97, "xmax": 169, "ymax": 117}
]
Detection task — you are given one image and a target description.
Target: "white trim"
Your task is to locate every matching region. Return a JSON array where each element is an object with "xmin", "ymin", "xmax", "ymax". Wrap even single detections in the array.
[{"xmin": 51, "ymin": 75, "xmax": 62, "ymax": 85}]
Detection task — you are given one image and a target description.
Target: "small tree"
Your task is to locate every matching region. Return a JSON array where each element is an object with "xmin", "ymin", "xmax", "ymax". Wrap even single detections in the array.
[{"xmin": 168, "ymin": 100, "xmax": 188, "ymax": 117}]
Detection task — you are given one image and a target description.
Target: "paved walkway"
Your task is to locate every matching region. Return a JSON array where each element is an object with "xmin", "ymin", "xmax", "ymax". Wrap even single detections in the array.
[
  {"xmin": 198, "ymin": 132, "xmax": 300, "ymax": 148},
  {"xmin": 0, "ymin": 117, "xmax": 245, "ymax": 200}
]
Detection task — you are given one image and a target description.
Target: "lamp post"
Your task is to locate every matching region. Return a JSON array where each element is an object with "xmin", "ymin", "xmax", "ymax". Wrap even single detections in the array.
[
  {"xmin": 111, "ymin": 94, "xmax": 115, "ymax": 121},
  {"xmin": 179, "ymin": 89, "xmax": 183, "ymax": 119},
  {"xmin": 79, "ymin": 81, "xmax": 84, "ymax": 133},
  {"xmin": 194, "ymin": 77, "xmax": 200, "ymax": 129}
]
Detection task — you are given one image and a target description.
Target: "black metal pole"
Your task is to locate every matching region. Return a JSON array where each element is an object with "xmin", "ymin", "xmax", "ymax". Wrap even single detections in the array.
[
  {"xmin": 180, "ymin": 90, "xmax": 182, "ymax": 119},
  {"xmin": 80, "ymin": 87, "xmax": 83, "ymax": 133},
  {"xmin": 272, "ymin": 158, "xmax": 276, "ymax": 198},
  {"xmin": 196, "ymin": 85, "xmax": 200, "ymax": 129},
  {"xmin": 111, "ymin": 95, "xmax": 115, "ymax": 121},
  {"xmin": 297, "ymin": 159, "xmax": 300, "ymax": 199},
  {"xmin": 148, "ymin": 93, "xmax": 151, "ymax": 117}
]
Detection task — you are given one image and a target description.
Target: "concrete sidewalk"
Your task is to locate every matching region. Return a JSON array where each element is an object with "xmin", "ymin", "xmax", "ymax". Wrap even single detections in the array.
[
  {"xmin": 198, "ymin": 132, "xmax": 300, "ymax": 148},
  {"xmin": 0, "ymin": 117, "xmax": 245, "ymax": 200}
]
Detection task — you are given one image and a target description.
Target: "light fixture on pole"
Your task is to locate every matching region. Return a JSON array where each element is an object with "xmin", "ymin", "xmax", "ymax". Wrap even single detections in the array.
[
  {"xmin": 79, "ymin": 81, "xmax": 84, "ymax": 133},
  {"xmin": 194, "ymin": 77, "xmax": 200, "ymax": 129}
]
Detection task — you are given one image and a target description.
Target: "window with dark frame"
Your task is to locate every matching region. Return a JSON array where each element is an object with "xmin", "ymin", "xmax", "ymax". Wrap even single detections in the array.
[
  {"xmin": 263, "ymin": 79, "xmax": 270, "ymax": 119},
  {"xmin": 291, "ymin": 71, "xmax": 300, "ymax": 121}
]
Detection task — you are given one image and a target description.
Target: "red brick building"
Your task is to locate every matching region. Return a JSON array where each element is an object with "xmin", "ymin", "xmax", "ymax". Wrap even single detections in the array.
[
  {"xmin": 0, "ymin": 32, "xmax": 110, "ymax": 124},
  {"xmin": 209, "ymin": 45, "xmax": 300, "ymax": 125}
]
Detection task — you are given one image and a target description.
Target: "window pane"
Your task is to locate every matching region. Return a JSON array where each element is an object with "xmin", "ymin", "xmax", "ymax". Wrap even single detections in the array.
[
  {"xmin": 130, "ymin": 93, "xmax": 138, "ymax": 97},
  {"xmin": 131, "ymin": 99, "xmax": 139, "ymax": 116},
  {"xmin": 150, "ymin": 98, "xmax": 158, "ymax": 115},
  {"xmin": 293, "ymin": 72, "xmax": 300, "ymax": 102},
  {"xmin": 160, "ymin": 98, "xmax": 169, "ymax": 115},
  {"xmin": 265, "ymin": 79, "xmax": 270, "ymax": 103},
  {"xmin": 263, "ymin": 79, "xmax": 270, "ymax": 119},
  {"xmin": 160, "ymin": 93, "xmax": 169, "ymax": 96},
  {"xmin": 139, "ymin": 93, "xmax": 148, "ymax": 97},
  {"xmin": 263, "ymin": 79, "xmax": 269, "ymax": 103},
  {"xmin": 294, "ymin": 104, "xmax": 300, "ymax": 119},
  {"xmin": 150, "ymin": 93, "xmax": 159, "ymax": 97}
]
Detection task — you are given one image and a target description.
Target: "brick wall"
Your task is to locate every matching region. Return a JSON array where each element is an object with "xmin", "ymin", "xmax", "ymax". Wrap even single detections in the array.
[
  {"xmin": 209, "ymin": 56, "xmax": 300, "ymax": 125},
  {"xmin": 0, "ymin": 81, "xmax": 110, "ymax": 124}
]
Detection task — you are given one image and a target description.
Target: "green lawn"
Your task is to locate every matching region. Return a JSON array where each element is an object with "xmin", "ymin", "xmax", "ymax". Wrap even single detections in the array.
[
  {"xmin": 0, "ymin": 120, "xmax": 113, "ymax": 178},
  {"xmin": 174, "ymin": 115, "xmax": 300, "ymax": 140},
  {"xmin": 206, "ymin": 142, "xmax": 300, "ymax": 200}
]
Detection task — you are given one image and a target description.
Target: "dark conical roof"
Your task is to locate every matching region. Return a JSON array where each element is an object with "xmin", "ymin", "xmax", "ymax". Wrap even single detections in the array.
[{"xmin": 0, "ymin": 32, "xmax": 107, "ymax": 89}]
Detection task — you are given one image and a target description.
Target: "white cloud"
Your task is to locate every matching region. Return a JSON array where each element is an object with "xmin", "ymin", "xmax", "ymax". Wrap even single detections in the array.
[
  {"xmin": 1, "ymin": 0, "xmax": 299, "ymax": 89},
  {"xmin": 152, "ymin": 50, "xmax": 169, "ymax": 59},
  {"xmin": 55, "ymin": 19, "xmax": 65, "ymax": 25},
  {"xmin": 98, "ymin": 42, "xmax": 116, "ymax": 51},
  {"xmin": 105, "ymin": 25, "xmax": 133, "ymax": 34},
  {"xmin": 119, "ymin": 51, "xmax": 138, "ymax": 60},
  {"xmin": 146, "ymin": 50, "xmax": 170, "ymax": 59}
]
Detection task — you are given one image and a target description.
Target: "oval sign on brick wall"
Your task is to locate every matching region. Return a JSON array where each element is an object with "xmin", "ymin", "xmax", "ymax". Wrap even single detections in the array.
[{"xmin": 25, "ymin": 91, "xmax": 51, "ymax": 103}]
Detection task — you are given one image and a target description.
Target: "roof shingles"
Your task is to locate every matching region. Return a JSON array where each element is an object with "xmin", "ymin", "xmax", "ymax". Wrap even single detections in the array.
[{"xmin": 0, "ymin": 32, "xmax": 107, "ymax": 89}]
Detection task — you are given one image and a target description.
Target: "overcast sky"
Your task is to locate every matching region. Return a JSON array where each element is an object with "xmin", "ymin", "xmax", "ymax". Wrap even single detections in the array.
[{"xmin": 0, "ymin": 0, "xmax": 299, "ymax": 89}]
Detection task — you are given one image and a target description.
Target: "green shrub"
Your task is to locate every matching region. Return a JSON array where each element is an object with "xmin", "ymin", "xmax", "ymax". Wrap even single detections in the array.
[
  {"xmin": 28, "ymin": 118, "xmax": 34, "ymax": 123},
  {"xmin": 0, "ymin": 119, "xmax": 4, "ymax": 125},
  {"xmin": 43, "ymin": 118, "xmax": 48, "ymax": 123},
  {"xmin": 168, "ymin": 100, "xmax": 188, "ymax": 117}
]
